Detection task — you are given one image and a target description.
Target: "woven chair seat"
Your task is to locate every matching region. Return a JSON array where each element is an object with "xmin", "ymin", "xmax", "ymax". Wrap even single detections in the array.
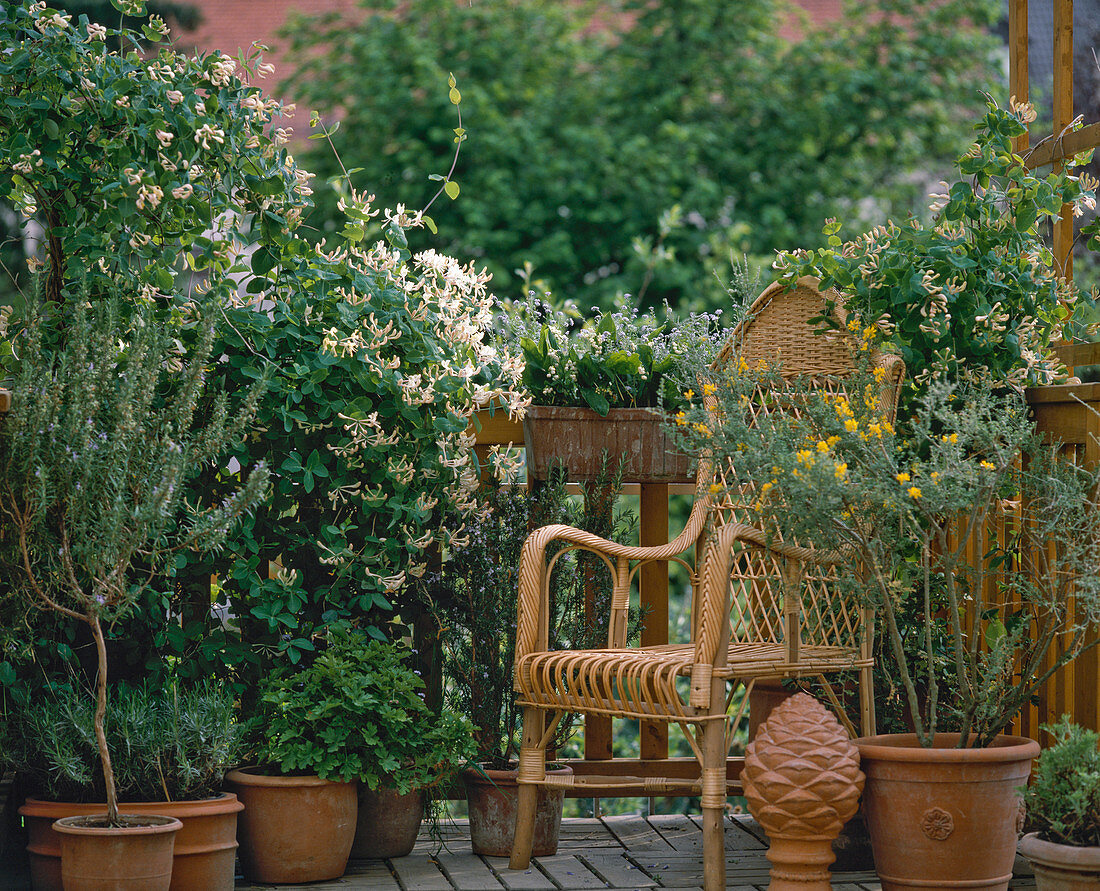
[{"xmin": 516, "ymin": 642, "xmax": 869, "ymax": 721}]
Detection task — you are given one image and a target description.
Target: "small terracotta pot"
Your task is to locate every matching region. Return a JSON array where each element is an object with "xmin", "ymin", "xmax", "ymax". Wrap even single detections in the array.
[
  {"xmin": 225, "ymin": 767, "xmax": 356, "ymax": 883},
  {"xmin": 20, "ymin": 793, "xmax": 243, "ymax": 891},
  {"xmin": 462, "ymin": 764, "xmax": 570, "ymax": 858},
  {"xmin": 351, "ymin": 785, "xmax": 424, "ymax": 859},
  {"xmin": 1018, "ymin": 832, "xmax": 1100, "ymax": 889},
  {"xmin": 856, "ymin": 733, "xmax": 1039, "ymax": 891},
  {"xmin": 53, "ymin": 813, "xmax": 181, "ymax": 891}
]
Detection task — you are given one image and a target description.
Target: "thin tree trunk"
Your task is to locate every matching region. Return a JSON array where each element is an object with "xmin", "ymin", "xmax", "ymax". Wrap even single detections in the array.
[{"xmin": 88, "ymin": 610, "xmax": 119, "ymax": 824}]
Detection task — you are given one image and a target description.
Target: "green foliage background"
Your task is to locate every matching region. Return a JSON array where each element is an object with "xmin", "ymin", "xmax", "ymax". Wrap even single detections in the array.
[{"xmin": 286, "ymin": 0, "xmax": 1001, "ymax": 311}]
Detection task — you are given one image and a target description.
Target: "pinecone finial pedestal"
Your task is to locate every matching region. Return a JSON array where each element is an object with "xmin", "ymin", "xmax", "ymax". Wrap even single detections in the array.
[{"xmin": 741, "ymin": 692, "xmax": 864, "ymax": 890}]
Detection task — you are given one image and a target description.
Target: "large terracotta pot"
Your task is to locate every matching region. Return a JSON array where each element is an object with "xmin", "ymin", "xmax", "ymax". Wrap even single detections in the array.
[
  {"xmin": 1018, "ymin": 832, "xmax": 1100, "ymax": 889},
  {"xmin": 351, "ymin": 785, "xmax": 424, "ymax": 859},
  {"xmin": 19, "ymin": 793, "xmax": 243, "ymax": 891},
  {"xmin": 53, "ymin": 813, "xmax": 181, "ymax": 891},
  {"xmin": 225, "ymin": 767, "xmax": 356, "ymax": 883},
  {"xmin": 523, "ymin": 405, "xmax": 693, "ymax": 483},
  {"xmin": 855, "ymin": 733, "xmax": 1039, "ymax": 891},
  {"xmin": 462, "ymin": 764, "xmax": 570, "ymax": 858}
]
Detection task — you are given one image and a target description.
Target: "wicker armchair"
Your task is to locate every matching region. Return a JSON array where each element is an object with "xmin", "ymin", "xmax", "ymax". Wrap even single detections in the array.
[{"xmin": 507, "ymin": 277, "xmax": 904, "ymax": 891}]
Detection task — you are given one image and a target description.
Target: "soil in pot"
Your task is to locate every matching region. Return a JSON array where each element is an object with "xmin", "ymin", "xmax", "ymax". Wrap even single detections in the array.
[
  {"xmin": 351, "ymin": 786, "xmax": 424, "ymax": 859},
  {"xmin": 463, "ymin": 764, "xmax": 571, "ymax": 858},
  {"xmin": 19, "ymin": 793, "xmax": 243, "ymax": 891},
  {"xmin": 225, "ymin": 766, "xmax": 357, "ymax": 883},
  {"xmin": 856, "ymin": 733, "xmax": 1039, "ymax": 891},
  {"xmin": 1018, "ymin": 832, "xmax": 1100, "ymax": 890},
  {"xmin": 53, "ymin": 813, "xmax": 181, "ymax": 891}
]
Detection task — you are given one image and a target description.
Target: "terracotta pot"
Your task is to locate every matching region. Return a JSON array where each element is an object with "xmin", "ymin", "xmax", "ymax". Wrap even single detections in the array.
[
  {"xmin": 351, "ymin": 785, "xmax": 424, "ymax": 859},
  {"xmin": 462, "ymin": 764, "xmax": 570, "ymax": 858},
  {"xmin": 19, "ymin": 793, "xmax": 243, "ymax": 891},
  {"xmin": 523, "ymin": 405, "xmax": 693, "ymax": 483},
  {"xmin": 747, "ymin": 677, "xmax": 793, "ymax": 742},
  {"xmin": 855, "ymin": 733, "xmax": 1039, "ymax": 891},
  {"xmin": 1018, "ymin": 832, "xmax": 1100, "ymax": 889},
  {"xmin": 53, "ymin": 813, "xmax": 181, "ymax": 891},
  {"xmin": 225, "ymin": 767, "xmax": 356, "ymax": 883}
]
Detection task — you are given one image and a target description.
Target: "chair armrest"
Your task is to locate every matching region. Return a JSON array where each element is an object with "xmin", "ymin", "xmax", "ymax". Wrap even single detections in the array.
[{"xmin": 513, "ymin": 520, "xmax": 703, "ymax": 673}]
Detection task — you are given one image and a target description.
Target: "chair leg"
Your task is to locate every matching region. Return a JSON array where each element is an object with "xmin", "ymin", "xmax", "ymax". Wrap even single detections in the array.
[
  {"xmin": 700, "ymin": 693, "xmax": 728, "ymax": 891},
  {"xmin": 509, "ymin": 706, "xmax": 545, "ymax": 870}
]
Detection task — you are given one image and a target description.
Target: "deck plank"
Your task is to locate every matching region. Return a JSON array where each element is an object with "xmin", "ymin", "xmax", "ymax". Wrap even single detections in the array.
[
  {"xmin": 647, "ymin": 814, "xmax": 701, "ymax": 853},
  {"xmin": 557, "ymin": 817, "xmax": 623, "ymax": 850},
  {"xmin": 343, "ymin": 860, "xmax": 402, "ymax": 889},
  {"xmin": 389, "ymin": 854, "xmax": 453, "ymax": 891},
  {"xmin": 578, "ymin": 852, "xmax": 658, "ymax": 888},
  {"xmin": 535, "ymin": 854, "xmax": 608, "ymax": 889},
  {"xmin": 601, "ymin": 814, "xmax": 675, "ymax": 852},
  {"xmin": 435, "ymin": 853, "xmax": 505, "ymax": 891},
  {"xmin": 485, "ymin": 857, "xmax": 558, "ymax": 891}
]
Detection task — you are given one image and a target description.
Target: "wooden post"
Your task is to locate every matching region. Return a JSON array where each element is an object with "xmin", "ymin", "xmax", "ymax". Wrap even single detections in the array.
[
  {"xmin": 1052, "ymin": 0, "xmax": 1074, "ymax": 279},
  {"xmin": 1009, "ymin": 0, "xmax": 1029, "ymax": 156},
  {"xmin": 583, "ymin": 480, "xmax": 614, "ymax": 761},
  {"xmin": 640, "ymin": 483, "xmax": 670, "ymax": 761}
]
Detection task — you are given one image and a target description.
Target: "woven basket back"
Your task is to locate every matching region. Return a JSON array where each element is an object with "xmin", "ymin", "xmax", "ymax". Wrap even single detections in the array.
[{"xmin": 705, "ymin": 277, "xmax": 902, "ymax": 648}]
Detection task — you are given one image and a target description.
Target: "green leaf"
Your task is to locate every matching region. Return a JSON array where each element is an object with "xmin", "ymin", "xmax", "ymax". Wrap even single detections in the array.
[
  {"xmin": 444, "ymin": 180, "xmax": 459, "ymax": 200},
  {"xmin": 985, "ymin": 618, "xmax": 1006, "ymax": 650}
]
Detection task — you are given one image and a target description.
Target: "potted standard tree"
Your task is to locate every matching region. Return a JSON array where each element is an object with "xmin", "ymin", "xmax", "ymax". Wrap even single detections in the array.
[
  {"xmin": 0, "ymin": 295, "xmax": 268, "ymax": 890},
  {"xmin": 759, "ymin": 99, "xmax": 1100, "ymax": 891},
  {"xmin": 677, "ymin": 349, "xmax": 1100, "ymax": 891},
  {"xmin": 1018, "ymin": 718, "xmax": 1100, "ymax": 888}
]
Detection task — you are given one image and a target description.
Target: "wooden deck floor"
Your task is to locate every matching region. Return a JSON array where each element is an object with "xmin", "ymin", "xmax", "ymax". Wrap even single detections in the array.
[{"xmin": 236, "ymin": 814, "xmax": 1039, "ymax": 891}]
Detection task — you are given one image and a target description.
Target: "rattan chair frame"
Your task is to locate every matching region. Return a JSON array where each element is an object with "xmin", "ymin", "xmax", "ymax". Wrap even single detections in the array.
[{"xmin": 507, "ymin": 278, "xmax": 905, "ymax": 891}]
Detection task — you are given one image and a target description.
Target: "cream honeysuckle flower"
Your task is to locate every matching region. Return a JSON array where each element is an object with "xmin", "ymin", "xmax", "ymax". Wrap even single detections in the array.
[{"xmin": 195, "ymin": 124, "xmax": 225, "ymax": 150}]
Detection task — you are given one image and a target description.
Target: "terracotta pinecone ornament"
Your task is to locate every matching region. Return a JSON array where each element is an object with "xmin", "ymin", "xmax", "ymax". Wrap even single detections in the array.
[{"xmin": 741, "ymin": 692, "xmax": 864, "ymax": 890}]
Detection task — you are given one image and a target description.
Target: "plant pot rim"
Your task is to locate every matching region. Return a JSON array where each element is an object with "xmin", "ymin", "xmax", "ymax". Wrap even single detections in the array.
[
  {"xmin": 1019, "ymin": 831, "xmax": 1100, "ymax": 869},
  {"xmin": 21, "ymin": 791, "xmax": 243, "ymax": 817},
  {"xmin": 53, "ymin": 814, "xmax": 182, "ymax": 835},
  {"xmin": 855, "ymin": 732, "xmax": 1040, "ymax": 763},
  {"xmin": 225, "ymin": 766, "xmax": 354, "ymax": 788}
]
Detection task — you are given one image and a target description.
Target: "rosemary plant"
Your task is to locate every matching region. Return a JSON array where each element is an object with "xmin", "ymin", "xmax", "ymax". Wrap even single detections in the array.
[{"xmin": 0, "ymin": 293, "xmax": 269, "ymax": 823}]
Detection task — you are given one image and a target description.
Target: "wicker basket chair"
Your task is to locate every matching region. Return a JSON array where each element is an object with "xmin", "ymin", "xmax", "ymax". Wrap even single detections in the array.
[{"xmin": 508, "ymin": 277, "xmax": 905, "ymax": 891}]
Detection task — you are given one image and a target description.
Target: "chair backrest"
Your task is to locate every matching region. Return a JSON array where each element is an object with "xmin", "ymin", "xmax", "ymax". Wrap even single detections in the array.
[{"xmin": 701, "ymin": 277, "xmax": 904, "ymax": 648}]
